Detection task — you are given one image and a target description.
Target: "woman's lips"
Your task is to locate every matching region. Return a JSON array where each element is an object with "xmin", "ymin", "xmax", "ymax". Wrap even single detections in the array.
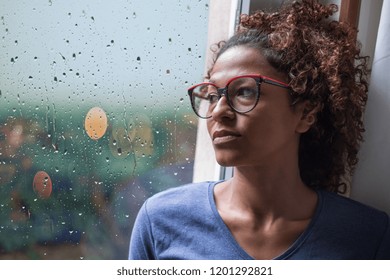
[{"xmin": 212, "ymin": 130, "xmax": 241, "ymax": 145}]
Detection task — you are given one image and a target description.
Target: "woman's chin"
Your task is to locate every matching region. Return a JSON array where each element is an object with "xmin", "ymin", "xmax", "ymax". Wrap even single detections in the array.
[{"xmin": 215, "ymin": 156, "xmax": 239, "ymax": 167}]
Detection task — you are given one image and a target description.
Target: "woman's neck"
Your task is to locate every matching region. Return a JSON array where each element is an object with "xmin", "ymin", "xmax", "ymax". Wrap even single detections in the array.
[{"xmin": 214, "ymin": 164, "xmax": 317, "ymax": 222}]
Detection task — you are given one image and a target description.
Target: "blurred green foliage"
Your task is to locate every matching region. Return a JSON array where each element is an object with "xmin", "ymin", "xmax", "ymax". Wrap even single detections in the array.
[{"xmin": 0, "ymin": 104, "xmax": 197, "ymax": 259}]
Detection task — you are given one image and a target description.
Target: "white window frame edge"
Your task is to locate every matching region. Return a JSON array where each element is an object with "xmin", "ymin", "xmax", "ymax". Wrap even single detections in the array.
[{"xmin": 192, "ymin": 0, "xmax": 243, "ymax": 183}]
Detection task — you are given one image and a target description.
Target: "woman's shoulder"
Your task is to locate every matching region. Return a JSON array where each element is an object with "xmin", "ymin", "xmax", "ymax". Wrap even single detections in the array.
[
  {"xmin": 317, "ymin": 189, "xmax": 389, "ymax": 237},
  {"xmin": 285, "ymin": 190, "xmax": 390, "ymax": 259},
  {"xmin": 319, "ymin": 190, "xmax": 389, "ymax": 221},
  {"xmin": 143, "ymin": 181, "xmax": 216, "ymax": 216},
  {"xmin": 148, "ymin": 181, "xmax": 214, "ymax": 202}
]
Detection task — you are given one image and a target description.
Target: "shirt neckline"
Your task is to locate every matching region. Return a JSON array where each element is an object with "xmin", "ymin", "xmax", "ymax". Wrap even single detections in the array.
[{"xmin": 207, "ymin": 181, "xmax": 324, "ymax": 260}]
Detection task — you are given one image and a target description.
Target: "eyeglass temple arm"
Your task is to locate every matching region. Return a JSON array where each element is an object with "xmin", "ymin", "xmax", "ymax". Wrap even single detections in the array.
[{"xmin": 262, "ymin": 78, "xmax": 290, "ymax": 89}]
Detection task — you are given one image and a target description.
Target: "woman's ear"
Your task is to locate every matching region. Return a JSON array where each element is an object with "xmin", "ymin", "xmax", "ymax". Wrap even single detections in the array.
[{"xmin": 295, "ymin": 101, "xmax": 320, "ymax": 133}]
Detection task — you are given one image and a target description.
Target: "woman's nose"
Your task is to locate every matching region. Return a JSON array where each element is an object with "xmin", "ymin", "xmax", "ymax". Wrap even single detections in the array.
[{"xmin": 211, "ymin": 95, "xmax": 235, "ymax": 121}]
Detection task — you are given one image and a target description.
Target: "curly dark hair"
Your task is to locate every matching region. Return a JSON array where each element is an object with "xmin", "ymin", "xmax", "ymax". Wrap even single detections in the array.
[{"xmin": 209, "ymin": 0, "xmax": 369, "ymax": 193}]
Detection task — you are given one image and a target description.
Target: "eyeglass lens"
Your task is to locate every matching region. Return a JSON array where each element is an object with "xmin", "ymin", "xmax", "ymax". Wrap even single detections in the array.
[{"xmin": 190, "ymin": 77, "xmax": 259, "ymax": 118}]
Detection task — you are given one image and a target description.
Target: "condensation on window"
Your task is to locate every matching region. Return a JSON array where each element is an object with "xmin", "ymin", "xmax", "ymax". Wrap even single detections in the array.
[{"xmin": 0, "ymin": 0, "xmax": 208, "ymax": 259}]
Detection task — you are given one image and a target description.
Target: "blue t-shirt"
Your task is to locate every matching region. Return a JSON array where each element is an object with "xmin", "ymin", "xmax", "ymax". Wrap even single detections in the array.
[{"xmin": 129, "ymin": 181, "xmax": 390, "ymax": 260}]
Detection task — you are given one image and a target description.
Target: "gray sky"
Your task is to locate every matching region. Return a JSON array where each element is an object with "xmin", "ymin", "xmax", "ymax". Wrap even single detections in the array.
[{"xmin": 0, "ymin": 0, "xmax": 209, "ymax": 110}]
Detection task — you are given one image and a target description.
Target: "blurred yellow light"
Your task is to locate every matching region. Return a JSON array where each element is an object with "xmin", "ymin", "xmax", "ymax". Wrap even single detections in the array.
[
  {"xmin": 33, "ymin": 171, "xmax": 52, "ymax": 199},
  {"xmin": 84, "ymin": 107, "xmax": 108, "ymax": 140}
]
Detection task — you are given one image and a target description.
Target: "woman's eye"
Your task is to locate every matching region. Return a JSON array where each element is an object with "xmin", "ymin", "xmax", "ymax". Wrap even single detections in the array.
[
  {"xmin": 207, "ymin": 93, "xmax": 219, "ymax": 103},
  {"xmin": 235, "ymin": 87, "xmax": 256, "ymax": 99}
]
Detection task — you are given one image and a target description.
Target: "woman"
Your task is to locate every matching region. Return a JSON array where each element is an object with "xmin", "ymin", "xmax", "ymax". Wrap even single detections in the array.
[{"xmin": 129, "ymin": 0, "xmax": 390, "ymax": 259}]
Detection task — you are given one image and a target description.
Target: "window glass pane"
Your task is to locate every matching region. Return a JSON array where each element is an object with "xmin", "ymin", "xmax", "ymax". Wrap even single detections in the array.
[{"xmin": 0, "ymin": 0, "xmax": 208, "ymax": 259}]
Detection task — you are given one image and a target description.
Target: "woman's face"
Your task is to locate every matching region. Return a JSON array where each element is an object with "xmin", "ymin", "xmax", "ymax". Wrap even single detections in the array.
[{"xmin": 207, "ymin": 46, "xmax": 307, "ymax": 168}]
